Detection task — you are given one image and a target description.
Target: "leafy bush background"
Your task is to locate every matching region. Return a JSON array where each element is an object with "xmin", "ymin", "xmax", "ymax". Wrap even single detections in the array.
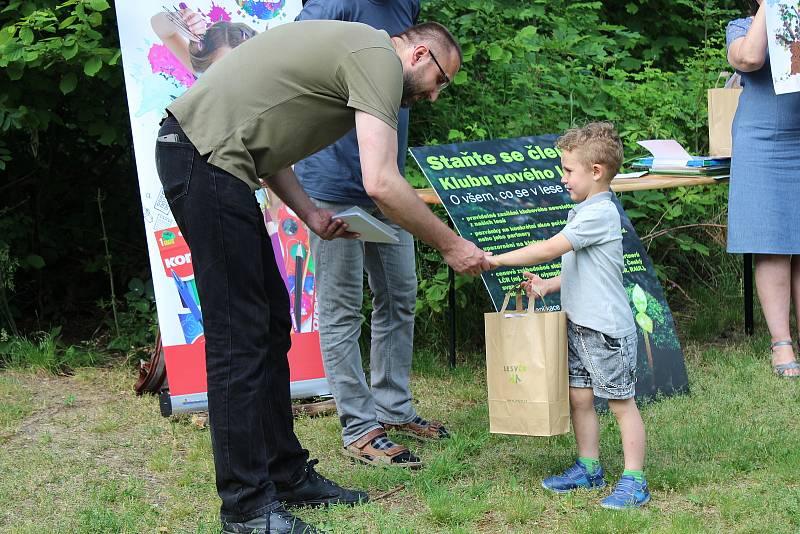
[{"xmin": 0, "ymin": 0, "xmax": 747, "ymax": 352}]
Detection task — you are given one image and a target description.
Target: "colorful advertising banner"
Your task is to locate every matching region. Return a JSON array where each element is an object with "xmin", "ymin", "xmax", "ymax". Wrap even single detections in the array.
[
  {"xmin": 114, "ymin": 0, "xmax": 329, "ymax": 414},
  {"xmin": 411, "ymin": 136, "xmax": 689, "ymax": 400}
]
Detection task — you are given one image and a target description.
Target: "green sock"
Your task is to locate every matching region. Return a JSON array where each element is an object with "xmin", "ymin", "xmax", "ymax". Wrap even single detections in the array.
[
  {"xmin": 577, "ymin": 457, "xmax": 601, "ymax": 474},
  {"xmin": 622, "ymin": 469, "xmax": 645, "ymax": 482}
]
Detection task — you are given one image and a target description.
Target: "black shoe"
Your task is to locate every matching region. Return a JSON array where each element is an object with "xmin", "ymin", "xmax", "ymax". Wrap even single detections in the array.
[
  {"xmin": 275, "ymin": 459, "xmax": 369, "ymax": 508},
  {"xmin": 221, "ymin": 504, "xmax": 323, "ymax": 534}
]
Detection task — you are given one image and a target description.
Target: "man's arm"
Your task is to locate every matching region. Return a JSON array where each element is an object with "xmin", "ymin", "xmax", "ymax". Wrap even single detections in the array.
[
  {"xmin": 355, "ymin": 111, "xmax": 488, "ymax": 275},
  {"xmin": 265, "ymin": 167, "xmax": 355, "ymax": 240}
]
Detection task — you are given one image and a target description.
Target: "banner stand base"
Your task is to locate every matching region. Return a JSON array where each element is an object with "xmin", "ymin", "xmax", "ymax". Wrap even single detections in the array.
[
  {"xmin": 159, "ymin": 389, "xmax": 172, "ymax": 417},
  {"xmin": 159, "ymin": 378, "xmax": 331, "ymax": 417}
]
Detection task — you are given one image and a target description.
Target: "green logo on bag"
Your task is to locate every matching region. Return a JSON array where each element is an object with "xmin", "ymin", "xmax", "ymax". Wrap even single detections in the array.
[{"xmin": 503, "ymin": 364, "xmax": 528, "ymax": 384}]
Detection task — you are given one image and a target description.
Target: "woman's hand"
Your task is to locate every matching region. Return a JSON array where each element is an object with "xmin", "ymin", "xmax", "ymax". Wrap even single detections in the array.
[{"xmin": 179, "ymin": 7, "xmax": 206, "ymax": 41}]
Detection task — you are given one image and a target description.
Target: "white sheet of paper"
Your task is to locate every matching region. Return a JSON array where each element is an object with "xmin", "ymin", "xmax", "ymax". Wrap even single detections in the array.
[
  {"xmin": 637, "ymin": 139, "xmax": 692, "ymax": 167},
  {"xmin": 614, "ymin": 171, "xmax": 648, "ymax": 180},
  {"xmin": 333, "ymin": 206, "xmax": 399, "ymax": 244},
  {"xmin": 766, "ymin": 0, "xmax": 800, "ymax": 95}
]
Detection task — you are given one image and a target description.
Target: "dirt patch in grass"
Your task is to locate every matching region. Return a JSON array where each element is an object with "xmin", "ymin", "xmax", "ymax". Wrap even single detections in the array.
[
  {"xmin": 1, "ymin": 369, "xmax": 123, "ymax": 447},
  {"xmin": 0, "ymin": 367, "xmax": 185, "ymax": 530}
]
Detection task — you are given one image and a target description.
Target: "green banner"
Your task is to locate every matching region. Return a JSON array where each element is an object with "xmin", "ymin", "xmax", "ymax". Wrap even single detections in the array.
[{"xmin": 410, "ymin": 135, "xmax": 688, "ymax": 400}]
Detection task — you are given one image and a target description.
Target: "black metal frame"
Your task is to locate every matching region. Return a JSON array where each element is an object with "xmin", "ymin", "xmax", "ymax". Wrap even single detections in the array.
[{"xmin": 744, "ymin": 253, "xmax": 754, "ymax": 335}]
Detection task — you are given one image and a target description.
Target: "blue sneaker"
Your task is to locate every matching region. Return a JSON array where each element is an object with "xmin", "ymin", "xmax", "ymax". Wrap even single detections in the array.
[
  {"xmin": 600, "ymin": 475, "xmax": 651, "ymax": 509},
  {"xmin": 541, "ymin": 461, "xmax": 607, "ymax": 493}
]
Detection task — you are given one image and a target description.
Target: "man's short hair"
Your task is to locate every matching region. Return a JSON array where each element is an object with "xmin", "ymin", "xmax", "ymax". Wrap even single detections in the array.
[
  {"xmin": 556, "ymin": 122, "xmax": 623, "ymax": 181},
  {"xmin": 393, "ymin": 22, "xmax": 462, "ymax": 63}
]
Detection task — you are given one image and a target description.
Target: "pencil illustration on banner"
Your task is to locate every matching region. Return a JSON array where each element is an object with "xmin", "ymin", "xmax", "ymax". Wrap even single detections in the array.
[{"xmin": 278, "ymin": 205, "xmax": 315, "ymax": 333}]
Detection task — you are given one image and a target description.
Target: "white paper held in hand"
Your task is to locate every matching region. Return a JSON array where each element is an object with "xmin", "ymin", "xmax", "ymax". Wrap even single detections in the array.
[{"xmin": 333, "ymin": 206, "xmax": 399, "ymax": 244}]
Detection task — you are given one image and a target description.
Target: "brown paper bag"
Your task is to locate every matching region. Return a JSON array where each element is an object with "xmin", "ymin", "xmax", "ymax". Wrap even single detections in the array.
[
  {"xmin": 708, "ymin": 72, "xmax": 742, "ymax": 157},
  {"xmin": 484, "ymin": 292, "xmax": 569, "ymax": 436}
]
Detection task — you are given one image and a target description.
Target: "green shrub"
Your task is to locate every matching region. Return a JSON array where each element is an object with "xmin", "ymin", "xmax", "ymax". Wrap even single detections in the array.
[
  {"xmin": 408, "ymin": 0, "xmax": 742, "ymax": 350},
  {"xmin": 0, "ymin": 327, "xmax": 106, "ymax": 373},
  {"xmin": 0, "ymin": 0, "xmax": 748, "ymax": 348}
]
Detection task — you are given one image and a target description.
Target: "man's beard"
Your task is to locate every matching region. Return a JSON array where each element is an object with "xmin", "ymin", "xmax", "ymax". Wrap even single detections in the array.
[{"xmin": 400, "ymin": 70, "xmax": 426, "ymax": 108}]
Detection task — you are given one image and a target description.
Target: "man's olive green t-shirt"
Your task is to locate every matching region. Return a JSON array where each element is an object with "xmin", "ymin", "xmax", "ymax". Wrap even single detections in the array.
[{"xmin": 167, "ymin": 20, "xmax": 402, "ymax": 191}]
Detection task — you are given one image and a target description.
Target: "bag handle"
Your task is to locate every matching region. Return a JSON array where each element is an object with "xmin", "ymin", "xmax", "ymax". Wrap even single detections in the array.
[
  {"xmin": 714, "ymin": 71, "xmax": 742, "ymax": 89},
  {"xmin": 714, "ymin": 71, "xmax": 730, "ymax": 88},
  {"xmin": 725, "ymin": 72, "xmax": 741, "ymax": 89},
  {"xmin": 499, "ymin": 287, "xmax": 541, "ymax": 314}
]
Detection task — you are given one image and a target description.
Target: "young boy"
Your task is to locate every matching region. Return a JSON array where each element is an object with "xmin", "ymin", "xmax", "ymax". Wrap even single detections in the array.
[{"xmin": 488, "ymin": 122, "xmax": 649, "ymax": 509}]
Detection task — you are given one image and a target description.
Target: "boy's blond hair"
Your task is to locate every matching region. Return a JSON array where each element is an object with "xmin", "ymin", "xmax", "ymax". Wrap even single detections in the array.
[{"xmin": 556, "ymin": 122, "xmax": 623, "ymax": 181}]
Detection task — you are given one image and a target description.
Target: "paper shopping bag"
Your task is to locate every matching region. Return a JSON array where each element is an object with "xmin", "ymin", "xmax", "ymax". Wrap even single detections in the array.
[
  {"xmin": 708, "ymin": 72, "xmax": 742, "ymax": 157},
  {"xmin": 484, "ymin": 292, "xmax": 569, "ymax": 436}
]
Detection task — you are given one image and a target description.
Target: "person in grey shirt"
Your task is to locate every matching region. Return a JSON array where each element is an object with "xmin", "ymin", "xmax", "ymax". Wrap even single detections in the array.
[
  {"xmin": 293, "ymin": 0, "xmax": 450, "ymax": 470},
  {"xmin": 488, "ymin": 122, "xmax": 650, "ymax": 510}
]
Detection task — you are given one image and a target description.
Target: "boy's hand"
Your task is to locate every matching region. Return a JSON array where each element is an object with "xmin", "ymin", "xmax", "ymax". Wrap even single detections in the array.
[
  {"xmin": 485, "ymin": 255, "xmax": 501, "ymax": 270},
  {"xmin": 521, "ymin": 272, "xmax": 549, "ymax": 299}
]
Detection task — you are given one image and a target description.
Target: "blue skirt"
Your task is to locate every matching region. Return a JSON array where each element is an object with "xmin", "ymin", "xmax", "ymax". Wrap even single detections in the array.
[{"xmin": 727, "ymin": 59, "xmax": 800, "ymax": 255}]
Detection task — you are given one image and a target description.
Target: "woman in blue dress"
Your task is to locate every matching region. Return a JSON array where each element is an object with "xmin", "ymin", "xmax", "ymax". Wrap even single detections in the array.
[{"xmin": 727, "ymin": 0, "xmax": 800, "ymax": 377}]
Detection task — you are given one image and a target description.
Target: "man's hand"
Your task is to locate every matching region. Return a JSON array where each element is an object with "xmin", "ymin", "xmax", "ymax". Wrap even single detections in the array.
[
  {"xmin": 485, "ymin": 254, "xmax": 502, "ymax": 270},
  {"xmin": 442, "ymin": 237, "xmax": 488, "ymax": 276},
  {"xmin": 305, "ymin": 208, "xmax": 359, "ymax": 241},
  {"xmin": 265, "ymin": 167, "xmax": 359, "ymax": 241},
  {"xmin": 521, "ymin": 272, "xmax": 550, "ymax": 300}
]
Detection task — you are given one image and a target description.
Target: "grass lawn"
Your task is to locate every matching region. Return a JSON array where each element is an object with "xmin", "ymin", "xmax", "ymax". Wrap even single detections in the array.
[{"xmin": 1, "ymin": 332, "xmax": 800, "ymax": 533}]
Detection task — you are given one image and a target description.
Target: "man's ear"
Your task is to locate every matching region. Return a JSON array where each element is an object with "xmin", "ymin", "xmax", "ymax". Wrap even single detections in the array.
[{"xmin": 411, "ymin": 44, "xmax": 428, "ymax": 65}]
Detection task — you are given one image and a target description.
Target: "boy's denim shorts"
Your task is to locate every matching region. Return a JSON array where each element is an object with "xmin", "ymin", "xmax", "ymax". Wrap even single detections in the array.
[{"xmin": 567, "ymin": 320, "xmax": 638, "ymax": 400}]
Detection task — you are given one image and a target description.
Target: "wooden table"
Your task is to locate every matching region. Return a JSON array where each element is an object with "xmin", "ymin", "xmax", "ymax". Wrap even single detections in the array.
[
  {"xmin": 415, "ymin": 174, "xmax": 724, "ymax": 202},
  {"xmin": 417, "ymin": 174, "xmax": 752, "ymax": 368}
]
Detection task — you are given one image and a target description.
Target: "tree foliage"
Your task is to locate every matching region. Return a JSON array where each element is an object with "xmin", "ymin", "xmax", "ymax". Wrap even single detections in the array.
[
  {"xmin": 409, "ymin": 0, "xmax": 741, "ymax": 344},
  {"xmin": 0, "ymin": 0, "xmax": 746, "ymax": 346},
  {"xmin": 0, "ymin": 0, "xmax": 145, "ymax": 339}
]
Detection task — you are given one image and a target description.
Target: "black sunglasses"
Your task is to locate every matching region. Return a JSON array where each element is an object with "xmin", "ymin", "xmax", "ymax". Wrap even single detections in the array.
[{"xmin": 428, "ymin": 49, "xmax": 451, "ymax": 91}]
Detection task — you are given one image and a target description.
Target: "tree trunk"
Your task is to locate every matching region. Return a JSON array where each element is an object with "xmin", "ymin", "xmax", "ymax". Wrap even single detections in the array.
[{"xmin": 791, "ymin": 41, "xmax": 800, "ymax": 76}]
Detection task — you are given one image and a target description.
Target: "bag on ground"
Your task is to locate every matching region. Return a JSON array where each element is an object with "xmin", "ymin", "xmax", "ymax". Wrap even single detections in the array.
[{"xmin": 484, "ymin": 292, "xmax": 569, "ymax": 436}]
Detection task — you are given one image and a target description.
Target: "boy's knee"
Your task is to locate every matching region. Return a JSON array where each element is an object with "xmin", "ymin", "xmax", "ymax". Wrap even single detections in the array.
[
  {"xmin": 607, "ymin": 397, "xmax": 637, "ymax": 415},
  {"xmin": 569, "ymin": 387, "xmax": 594, "ymax": 409}
]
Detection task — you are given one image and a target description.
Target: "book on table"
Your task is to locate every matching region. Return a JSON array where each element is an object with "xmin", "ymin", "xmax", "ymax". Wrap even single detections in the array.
[
  {"xmin": 333, "ymin": 206, "xmax": 399, "ymax": 244},
  {"xmin": 634, "ymin": 139, "xmax": 730, "ymax": 176},
  {"xmin": 630, "ymin": 162, "xmax": 731, "ymax": 176}
]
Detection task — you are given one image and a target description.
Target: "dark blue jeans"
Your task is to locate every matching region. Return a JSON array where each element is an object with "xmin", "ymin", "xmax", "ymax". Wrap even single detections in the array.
[{"xmin": 155, "ymin": 116, "xmax": 308, "ymax": 523}]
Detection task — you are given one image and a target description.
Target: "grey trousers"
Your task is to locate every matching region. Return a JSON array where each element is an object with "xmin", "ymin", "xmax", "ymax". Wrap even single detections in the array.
[{"xmin": 310, "ymin": 199, "xmax": 418, "ymax": 446}]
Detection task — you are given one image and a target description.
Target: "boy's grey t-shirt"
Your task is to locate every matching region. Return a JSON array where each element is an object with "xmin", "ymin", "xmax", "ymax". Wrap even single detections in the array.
[{"xmin": 558, "ymin": 191, "xmax": 636, "ymax": 338}]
